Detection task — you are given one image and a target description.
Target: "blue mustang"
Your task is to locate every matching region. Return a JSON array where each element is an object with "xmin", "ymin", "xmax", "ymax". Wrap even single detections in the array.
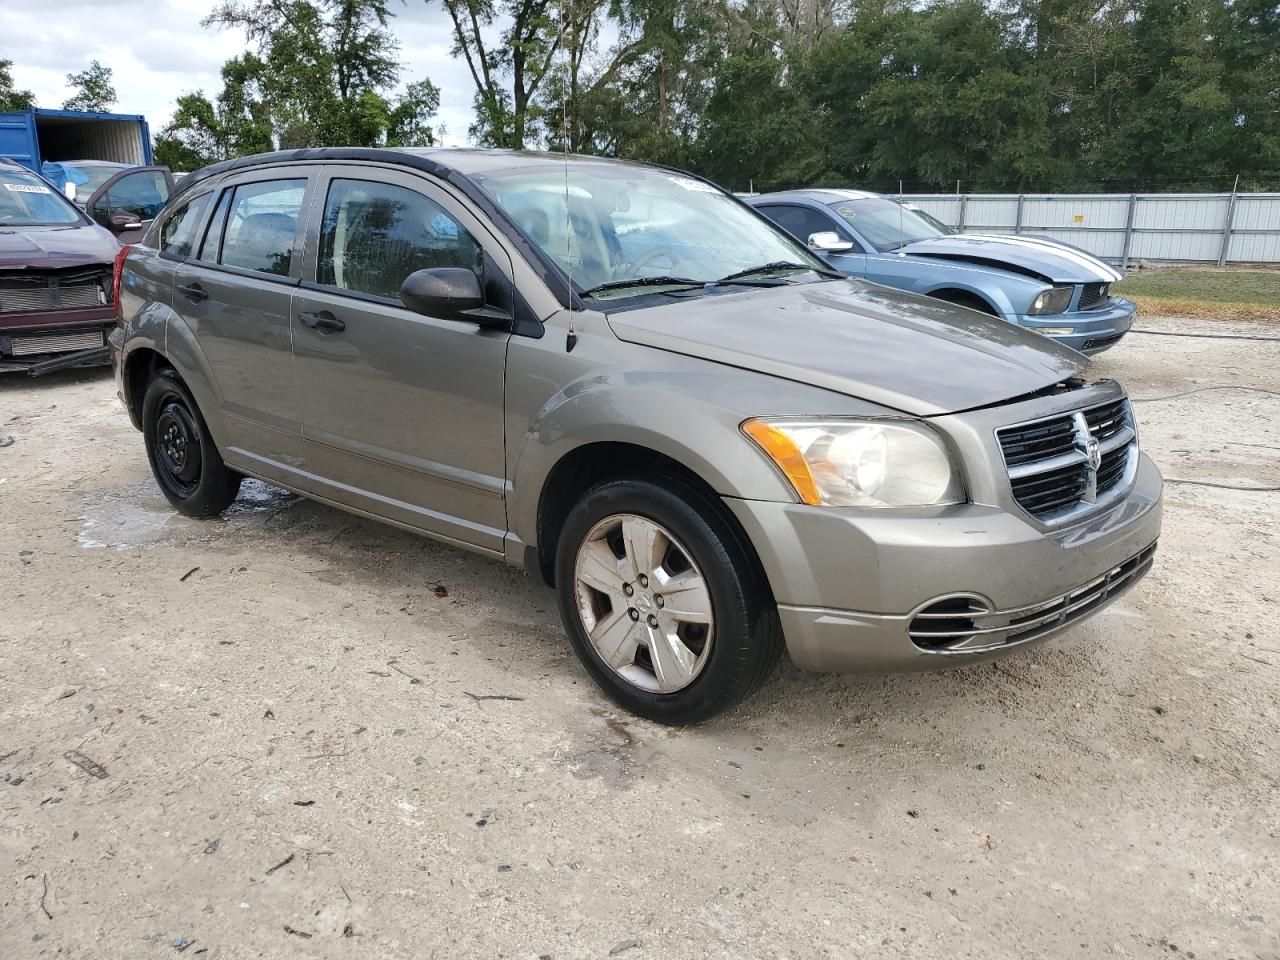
[{"xmin": 748, "ymin": 189, "xmax": 1135, "ymax": 354}]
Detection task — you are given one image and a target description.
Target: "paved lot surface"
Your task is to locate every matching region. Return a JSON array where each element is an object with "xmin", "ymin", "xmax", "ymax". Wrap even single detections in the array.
[{"xmin": 1, "ymin": 316, "xmax": 1278, "ymax": 959}]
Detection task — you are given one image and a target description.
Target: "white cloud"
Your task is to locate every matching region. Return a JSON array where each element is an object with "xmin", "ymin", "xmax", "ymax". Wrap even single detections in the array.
[{"xmin": 2, "ymin": 0, "xmax": 480, "ymax": 147}]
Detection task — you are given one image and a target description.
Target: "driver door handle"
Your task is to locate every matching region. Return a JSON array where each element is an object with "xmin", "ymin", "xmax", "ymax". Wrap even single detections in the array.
[
  {"xmin": 298, "ymin": 309, "xmax": 346, "ymax": 333},
  {"xmin": 177, "ymin": 282, "xmax": 208, "ymax": 303}
]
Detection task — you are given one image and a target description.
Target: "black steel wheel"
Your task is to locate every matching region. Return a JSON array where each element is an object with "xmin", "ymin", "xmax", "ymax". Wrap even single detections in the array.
[{"xmin": 142, "ymin": 368, "xmax": 241, "ymax": 517}]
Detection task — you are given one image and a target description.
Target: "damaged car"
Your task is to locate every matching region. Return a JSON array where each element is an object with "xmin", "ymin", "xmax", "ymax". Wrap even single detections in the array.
[
  {"xmin": 0, "ymin": 158, "xmax": 122, "ymax": 373},
  {"xmin": 749, "ymin": 189, "xmax": 1135, "ymax": 354}
]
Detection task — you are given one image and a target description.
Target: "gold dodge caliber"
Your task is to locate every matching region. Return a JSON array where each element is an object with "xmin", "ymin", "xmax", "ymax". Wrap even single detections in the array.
[{"xmin": 111, "ymin": 148, "xmax": 1162, "ymax": 722}]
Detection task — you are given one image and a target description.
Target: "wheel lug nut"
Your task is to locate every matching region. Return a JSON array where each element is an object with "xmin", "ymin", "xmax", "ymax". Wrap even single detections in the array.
[
  {"xmin": 647, "ymin": 614, "xmax": 659, "ymax": 628},
  {"xmin": 655, "ymin": 596, "xmax": 664, "ymax": 608},
  {"xmin": 628, "ymin": 608, "xmax": 639, "ymax": 621},
  {"xmin": 638, "ymin": 574, "xmax": 648, "ymax": 588},
  {"xmin": 623, "ymin": 584, "xmax": 634, "ymax": 597}
]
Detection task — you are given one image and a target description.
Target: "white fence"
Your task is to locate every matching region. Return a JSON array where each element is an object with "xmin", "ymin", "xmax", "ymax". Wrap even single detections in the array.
[{"xmin": 901, "ymin": 193, "xmax": 1280, "ymax": 265}]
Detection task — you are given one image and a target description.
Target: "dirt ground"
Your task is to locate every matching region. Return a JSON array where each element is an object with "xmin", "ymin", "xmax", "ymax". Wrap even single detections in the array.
[{"xmin": 1, "ymin": 316, "xmax": 1277, "ymax": 960}]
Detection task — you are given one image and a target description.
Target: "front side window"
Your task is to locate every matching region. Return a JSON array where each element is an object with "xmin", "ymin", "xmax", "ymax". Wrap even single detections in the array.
[
  {"xmin": 829, "ymin": 198, "xmax": 955, "ymax": 252},
  {"xmin": 317, "ymin": 179, "xmax": 483, "ymax": 300},
  {"xmin": 159, "ymin": 192, "xmax": 211, "ymax": 257},
  {"xmin": 215, "ymin": 179, "xmax": 307, "ymax": 277},
  {"xmin": 472, "ymin": 161, "xmax": 827, "ymax": 298},
  {"xmin": 90, "ymin": 170, "xmax": 170, "ymax": 227},
  {"xmin": 760, "ymin": 205, "xmax": 843, "ymax": 246},
  {"xmin": 0, "ymin": 167, "xmax": 83, "ymax": 226}
]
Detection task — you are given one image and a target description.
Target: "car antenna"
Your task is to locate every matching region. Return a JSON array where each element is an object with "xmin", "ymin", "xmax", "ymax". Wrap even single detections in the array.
[
  {"xmin": 898, "ymin": 179, "xmax": 906, "ymax": 257},
  {"xmin": 560, "ymin": 0, "xmax": 577, "ymax": 354}
]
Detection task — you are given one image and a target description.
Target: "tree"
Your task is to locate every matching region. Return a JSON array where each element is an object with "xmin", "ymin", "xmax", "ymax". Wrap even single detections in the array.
[
  {"xmin": 202, "ymin": 0, "xmax": 432, "ymax": 148},
  {"xmin": 387, "ymin": 78, "xmax": 443, "ymax": 146},
  {"xmin": 153, "ymin": 55, "xmax": 275, "ymax": 170},
  {"xmin": 0, "ymin": 59, "xmax": 36, "ymax": 111},
  {"xmin": 63, "ymin": 60, "xmax": 116, "ymax": 112}
]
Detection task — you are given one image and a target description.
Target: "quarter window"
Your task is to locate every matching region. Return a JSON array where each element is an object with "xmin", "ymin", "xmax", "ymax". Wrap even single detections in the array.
[
  {"xmin": 318, "ymin": 179, "xmax": 483, "ymax": 301},
  {"xmin": 159, "ymin": 192, "xmax": 211, "ymax": 257},
  {"xmin": 215, "ymin": 179, "xmax": 307, "ymax": 277}
]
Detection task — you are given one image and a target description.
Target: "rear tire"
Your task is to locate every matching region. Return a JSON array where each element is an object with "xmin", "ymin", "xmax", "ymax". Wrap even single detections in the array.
[
  {"xmin": 142, "ymin": 368, "xmax": 241, "ymax": 517},
  {"xmin": 555, "ymin": 474, "xmax": 782, "ymax": 724}
]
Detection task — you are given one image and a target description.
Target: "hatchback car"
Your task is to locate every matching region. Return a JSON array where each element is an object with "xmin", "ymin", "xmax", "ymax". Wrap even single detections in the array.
[
  {"xmin": 748, "ymin": 189, "xmax": 1136, "ymax": 354},
  {"xmin": 112, "ymin": 149, "xmax": 1162, "ymax": 722}
]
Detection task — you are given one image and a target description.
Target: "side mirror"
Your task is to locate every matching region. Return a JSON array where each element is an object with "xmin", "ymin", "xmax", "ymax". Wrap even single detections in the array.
[
  {"xmin": 808, "ymin": 231, "xmax": 854, "ymax": 253},
  {"xmin": 108, "ymin": 211, "xmax": 142, "ymax": 234},
  {"xmin": 399, "ymin": 268, "xmax": 485, "ymax": 321}
]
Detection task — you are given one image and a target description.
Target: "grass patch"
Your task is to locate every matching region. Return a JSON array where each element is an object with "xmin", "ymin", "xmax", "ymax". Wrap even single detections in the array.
[{"xmin": 1114, "ymin": 268, "xmax": 1279, "ymax": 319}]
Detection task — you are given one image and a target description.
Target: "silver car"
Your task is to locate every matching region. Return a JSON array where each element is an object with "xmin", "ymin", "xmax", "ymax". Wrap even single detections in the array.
[{"xmin": 111, "ymin": 149, "xmax": 1163, "ymax": 723}]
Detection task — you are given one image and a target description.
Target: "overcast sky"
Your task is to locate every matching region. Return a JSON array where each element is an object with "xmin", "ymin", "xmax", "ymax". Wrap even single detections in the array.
[{"xmin": 2, "ymin": 0, "xmax": 479, "ymax": 146}]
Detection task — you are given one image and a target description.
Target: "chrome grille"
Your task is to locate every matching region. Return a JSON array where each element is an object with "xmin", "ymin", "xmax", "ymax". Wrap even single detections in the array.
[
  {"xmin": 997, "ymin": 397, "xmax": 1138, "ymax": 521},
  {"xmin": 9, "ymin": 329, "xmax": 105, "ymax": 357},
  {"xmin": 0, "ymin": 269, "xmax": 108, "ymax": 314},
  {"xmin": 908, "ymin": 541, "xmax": 1157, "ymax": 653},
  {"xmin": 1077, "ymin": 283, "xmax": 1110, "ymax": 311}
]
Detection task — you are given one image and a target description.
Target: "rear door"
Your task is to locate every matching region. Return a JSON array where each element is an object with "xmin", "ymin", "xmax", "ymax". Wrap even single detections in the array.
[
  {"xmin": 290, "ymin": 164, "xmax": 512, "ymax": 551},
  {"xmin": 169, "ymin": 170, "xmax": 320, "ymax": 488},
  {"xmin": 86, "ymin": 166, "xmax": 173, "ymax": 243}
]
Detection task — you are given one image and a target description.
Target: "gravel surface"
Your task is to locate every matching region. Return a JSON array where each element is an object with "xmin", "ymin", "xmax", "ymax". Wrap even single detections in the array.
[{"xmin": 1, "ymin": 316, "xmax": 1277, "ymax": 959}]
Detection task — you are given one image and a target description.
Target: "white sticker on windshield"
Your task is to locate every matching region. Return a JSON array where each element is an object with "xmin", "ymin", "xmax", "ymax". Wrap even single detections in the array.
[
  {"xmin": 4, "ymin": 182, "xmax": 50, "ymax": 194},
  {"xmin": 668, "ymin": 175, "xmax": 718, "ymax": 194}
]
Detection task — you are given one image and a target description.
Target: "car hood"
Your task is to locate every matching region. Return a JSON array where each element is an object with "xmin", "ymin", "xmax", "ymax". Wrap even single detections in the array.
[
  {"xmin": 901, "ymin": 234, "xmax": 1123, "ymax": 284},
  {"xmin": 0, "ymin": 224, "xmax": 118, "ymax": 272},
  {"xmin": 606, "ymin": 280, "xmax": 1089, "ymax": 417}
]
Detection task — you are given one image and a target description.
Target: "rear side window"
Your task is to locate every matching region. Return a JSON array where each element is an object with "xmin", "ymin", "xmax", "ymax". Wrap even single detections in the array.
[
  {"xmin": 159, "ymin": 192, "xmax": 211, "ymax": 257},
  {"xmin": 90, "ymin": 170, "xmax": 170, "ymax": 228},
  {"xmin": 317, "ymin": 179, "xmax": 483, "ymax": 300},
  {"xmin": 210, "ymin": 179, "xmax": 307, "ymax": 277}
]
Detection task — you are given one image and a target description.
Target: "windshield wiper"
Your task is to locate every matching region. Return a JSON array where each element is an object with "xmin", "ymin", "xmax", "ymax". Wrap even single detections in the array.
[
  {"xmin": 580, "ymin": 276, "xmax": 703, "ymax": 297},
  {"xmin": 717, "ymin": 261, "xmax": 843, "ymax": 282}
]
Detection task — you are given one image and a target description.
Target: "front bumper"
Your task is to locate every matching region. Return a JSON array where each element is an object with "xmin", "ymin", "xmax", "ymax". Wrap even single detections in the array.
[
  {"xmin": 1011, "ymin": 297, "xmax": 1136, "ymax": 354},
  {"xmin": 725, "ymin": 452, "xmax": 1163, "ymax": 672}
]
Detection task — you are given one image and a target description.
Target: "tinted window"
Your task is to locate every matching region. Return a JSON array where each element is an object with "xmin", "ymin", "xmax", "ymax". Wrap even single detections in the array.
[
  {"xmin": 90, "ymin": 170, "xmax": 170, "ymax": 227},
  {"xmin": 760, "ymin": 205, "xmax": 841, "ymax": 246},
  {"xmin": 198, "ymin": 189, "xmax": 233, "ymax": 263},
  {"xmin": 159, "ymin": 192, "xmax": 211, "ymax": 257},
  {"xmin": 217, "ymin": 179, "xmax": 307, "ymax": 277},
  {"xmin": 318, "ymin": 179, "xmax": 483, "ymax": 300}
]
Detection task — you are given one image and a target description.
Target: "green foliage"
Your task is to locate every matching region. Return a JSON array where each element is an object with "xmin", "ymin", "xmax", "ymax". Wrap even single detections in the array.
[
  {"xmin": 63, "ymin": 60, "xmax": 116, "ymax": 113},
  {"xmin": 0, "ymin": 59, "xmax": 36, "ymax": 112}
]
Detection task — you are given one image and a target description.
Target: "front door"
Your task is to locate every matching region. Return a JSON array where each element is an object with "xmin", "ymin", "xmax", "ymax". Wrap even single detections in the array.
[
  {"xmin": 86, "ymin": 166, "xmax": 173, "ymax": 244},
  {"xmin": 290, "ymin": 165, "xmax": 511, "ymax": 552},
  {"xmin": 169, "ymin": 172, "xmax": 319, "ymax": 487}
]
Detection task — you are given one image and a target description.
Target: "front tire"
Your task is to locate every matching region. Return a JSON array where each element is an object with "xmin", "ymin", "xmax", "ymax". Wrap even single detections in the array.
[
  {"xmin": 555, "ymin": 475, "xmax": 782, "ymax": 724},
  {"xmin": 142, "ymin": 368, "xmax": 241, "ymax": 517}
]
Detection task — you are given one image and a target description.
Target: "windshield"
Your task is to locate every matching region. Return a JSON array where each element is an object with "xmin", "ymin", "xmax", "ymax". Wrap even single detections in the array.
[
  {"xmin": 473, "ymin": 161, "xmax": 828, "ymax": 296},
  {"xmin": 0, "ymin": 168, "xmax": 84, "ymax": 226},
  {"xmin": 830, "ymin": 198, "xmax": 955, "ymax": 252}
]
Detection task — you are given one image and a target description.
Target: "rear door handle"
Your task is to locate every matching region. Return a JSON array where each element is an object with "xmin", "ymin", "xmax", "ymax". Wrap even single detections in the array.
[
  {"xmin": 177, "ymin": 282, "xmax": 208, "ymax": 303},
  {"xmin": 298, "ymin": 309, "xmax": 346, "ymax": 333}
]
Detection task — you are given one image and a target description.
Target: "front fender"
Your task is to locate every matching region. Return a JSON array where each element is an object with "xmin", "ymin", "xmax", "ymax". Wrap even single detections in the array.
[{"xmin": 505, "ymin": 329, "xmax": 896, "ymax": 553}]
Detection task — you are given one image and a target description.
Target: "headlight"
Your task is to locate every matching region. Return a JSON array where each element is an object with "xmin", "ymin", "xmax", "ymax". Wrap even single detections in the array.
[
  {"xmin": 742, "ymin": 419, "xmax": 963, "ymax": 507},
  {"xmin": 1029, "ymin": 286, "xmax": 1074, "ymax": 315}
]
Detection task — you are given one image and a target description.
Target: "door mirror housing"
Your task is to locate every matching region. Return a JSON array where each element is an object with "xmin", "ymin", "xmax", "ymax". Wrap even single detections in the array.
[
  {"xmin": 108, "ymin": 211, "xmax": 143, "ymax": 234},
  {"xmin": 808, "ymin": 231, "xmax": 854, "ymax": 253},
  {"xmin": 399, "ymin": 268, "xmax": 507, "ymax": 325}
]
